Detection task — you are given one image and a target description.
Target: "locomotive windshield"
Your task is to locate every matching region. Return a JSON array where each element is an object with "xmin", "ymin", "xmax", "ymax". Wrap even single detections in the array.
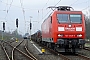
[
  {"xmin": 70, "ymin": 14, "xmax": 82, "ymax": 23},
  {"xmin": 57, "ymin": 14, "xmax": 68, "ymax": 23},
  {"xmin": 57, "ymin": 14, "xmax": 82, "ymax": 23}
]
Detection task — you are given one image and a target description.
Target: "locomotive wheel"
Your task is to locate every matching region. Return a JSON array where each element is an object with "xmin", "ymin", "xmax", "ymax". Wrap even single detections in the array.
[
  {"xmin": 48, "ymin": 43, "xmax": 52, "ymax": 48},
  {"xmin": 46, "ymin": 43, "xmax": 53, "ymax": 49},
  {"xmin": 65, "ymin": 45, "xmax": 69, "ymax": 52},
  {"xmin": 82, "ymin": 44, "xmax": 85, "ymax": 48},
  {"xmin": 51, "ymin": 44, "xmax": 56, "ymax": 51},
  {"xmin": 41, "ymin": 41, "xmax": 44, "ymax": 45},
  {"xmin": 42, "ymin": 41, "xmax": 47, "ymax": 46},
  {"xmin": 72, "ymin": 49, "xmax": 75, "ymax": 53},
  {"xmin": 72, "ymin": 45, "xmax": 76, "ymax": 53},
  {"xmin": 46, "ymin": 43, "xmax": 49, "ymax": 48},
  {"xmin": 65, "ymin": 48, "xmax": 68, "ymax": 52}
]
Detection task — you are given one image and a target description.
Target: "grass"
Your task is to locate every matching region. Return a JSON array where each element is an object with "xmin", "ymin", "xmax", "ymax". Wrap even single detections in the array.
[{"xmin": 85, "ymin": 43, "xmax": 90, "ymax": 47}]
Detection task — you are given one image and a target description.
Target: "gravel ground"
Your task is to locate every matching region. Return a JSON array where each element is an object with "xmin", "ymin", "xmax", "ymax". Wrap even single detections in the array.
[
  {"xmin": 79, "ymin": 49, "xmax": 90, "ymax": 58},
  {"xmin": 66, "ymin": 42, "xmax": 90, "ymax": 60},
  {"xmin": 66, "ymin": 56, "xmax": 86, "ymax": 60},
  {"xmin": 27, "ymin": 40, "xmax": 63, "ymax": 60},
  {"xmin": 0, "ymin": 41, "xmax": 7, "ymax": 60},
  {"xmin": 14, "ymin": 39, "xmax": 30, "ymax": 60},
  {"xmin": 0, "ymin": 39, "xmax": 90, "ymax": 60},
  {"xmin": 4, "ymin": 41, "xmax": 13, "ymax": 58},
  {"xmin": 82, "ymin": 42, "xmax": 90, "ymax": 57},
  {"xmin": 0, "ymin": 40, "xmax": 14, "ymax": 60},
  {"xmin": 85, "ymin": 43, "xmax": 90, "ymax": 47}
]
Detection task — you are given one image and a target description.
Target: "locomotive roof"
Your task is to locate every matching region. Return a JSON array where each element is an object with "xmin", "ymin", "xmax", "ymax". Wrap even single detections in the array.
[
  {"xmin": 55, "ymin": 10, "xmax": 82, "ymax": 14},
  {"xmin": 48, "ymin": 6, "xmax": 73, "ymax": 11}
]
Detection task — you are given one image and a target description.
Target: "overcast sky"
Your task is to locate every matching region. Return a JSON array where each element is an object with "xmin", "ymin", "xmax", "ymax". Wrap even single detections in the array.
[{"xmin": 0, "ymin": 0, "xmax": 90, "ymax": 35}]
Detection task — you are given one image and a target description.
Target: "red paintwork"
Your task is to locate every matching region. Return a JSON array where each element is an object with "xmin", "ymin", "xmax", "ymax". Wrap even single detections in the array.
[{"xmin": 41, "ymin": 10, "xmax": 85, "ymax": 43}]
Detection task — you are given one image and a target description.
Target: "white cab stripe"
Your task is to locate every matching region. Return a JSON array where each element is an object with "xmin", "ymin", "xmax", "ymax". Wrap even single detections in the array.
[
  {"xmin": 76, "ymin": 27, "xmax": 82, "ymax": 31},
  {"xmin": 58, "ymin": 27, "xmax": 64, "ymax": 31}
]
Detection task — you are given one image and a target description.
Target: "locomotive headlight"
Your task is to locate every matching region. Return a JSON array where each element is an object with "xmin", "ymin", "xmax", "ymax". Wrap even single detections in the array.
[
  {"xmin": 77, "ymin": 34, "xmax": 82, "ymax": 37},
  {"xmin": 58, "ymin": 34, "xmax": 63, "ymax": 37},
  {"xmin": 58, "ymin": 27, "xmax": 64, "ymax": 31},
  {"xmin": 69, "ymin": 25, "xmax": 71, "ymax": 27},
  {"xmin": 76, "ymin": 27, "xmax": 82, "ymax": 31}
]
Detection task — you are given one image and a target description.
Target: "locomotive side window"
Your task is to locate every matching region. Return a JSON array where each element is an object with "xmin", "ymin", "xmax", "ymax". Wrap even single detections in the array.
[
  {"xmin": 51, "ymin": 16, "xmax": 52, "ymax": 23},
  {"xmin": 70, "ymin": 14, "xmax": 82, "ymax": 23},
  {"xmin": 57, "ymin": 14, "xmax": 68, "ymax": 23}
]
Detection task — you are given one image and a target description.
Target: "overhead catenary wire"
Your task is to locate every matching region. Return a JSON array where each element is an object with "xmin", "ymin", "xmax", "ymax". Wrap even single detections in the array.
[
  {"xmin": 75, "ymin": 1, "xmax": 89, "ymax": 10},
  {"xmin": 69, "ymin": 0, "xmax": 90, "ymax": 11},
  {"xmin": 69, "ymin": 0, "xmax": 79, "ymax": 6},
  {"xmin": 0, "ymin": 0, "xmax": 45, "ymax": 11},
  {"xmin": 69, "ymin": 0, "xmax": 90, "ymax": 18},
  {"xmin": 0, "ymin": 0, "xmax": 25, "ymax": 9},
  {"xmin": 20, "ymin": 0, "xmax": 25, "ymax": 21},
  {"xmin": 54, "ymin": 0, "xmax": 62, "ymax": 6},
  {"xmin": 42, "ymin": 0, "xmax": 50, "ymax": 9},
  {"xmin": 42, "ymin": 0, "xmax": 62, "ymax": 20},
  {"xmin": 68, "ymin": 0, "xmax": 90, "ymax": 17},
  {"xmin": 82, "ymin": 6, "xmax": 90, "ymax": 11},
  {"xmin": 4, "ymin": 0, "xmax": 13, "ymax": 20},
  {"xmin": 20, "ymin": 0, "xmax": 26, "ymax": 33},
  {"xmin": 70, "ymin": 1, "xmax": 89, "ymax": 6},
  {"xmin": 82, "ymin": 0, "xmax": 90, "ymax": 17},
  {"xmin": 5, "ymin": 0, "xmax": 8, "ymax": 13},
  {"xmin": 41, "ymin": 0, "xmax": 50, "ymax": 19}
]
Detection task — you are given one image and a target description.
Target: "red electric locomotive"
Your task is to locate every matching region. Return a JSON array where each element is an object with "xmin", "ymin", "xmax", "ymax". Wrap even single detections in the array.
[{"xmin": 41, "ymin": 6, "xmax": 85, "ymax": 53}]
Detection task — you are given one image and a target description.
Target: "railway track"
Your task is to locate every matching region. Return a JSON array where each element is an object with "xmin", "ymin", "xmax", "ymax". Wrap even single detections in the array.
[
  {"xmin": 34, "ymin": 40, "xmax": 90, "ymax": 60},
  {"xmin": 12, "ymin": 39, "xmax": 24, "ymax": 60},
  {"xmin": 1, "ymin": 39, "xmax": 90, "ymax": 60},
  {"xmin": 0, "ymin": 39, "xmax": 37, "ymax": 60},
  {"xmin": 33, "ymin": 41, "xmax": 70, "ymax": 60},
  {"xmin": 76, "ymin": 53, "xmax": 90, "ymax": 60},
  {"xmin": 25, "ymin": 40, "xmax": 37, "ymax": 60},
  {"xmin": 84, "ymin": 47, "xmax": 90, "ymax": 51},
  {"xmin": 12, "ymin": 39, "xmax": 37, "ymax": 60},
  {"xmin": 0, "ymin": 41, "xmax": 10, "ymax": 60},
  {"xmin": 61, "ymin": 52, "xmax": 90, "ymax": 60},
  {"xmin": 78, "ymin": 47, "xmax": 90, "ymax": 59},
  {"xmin": 8, "ymin": 39, "xmax": 37, "ymax": 60}
]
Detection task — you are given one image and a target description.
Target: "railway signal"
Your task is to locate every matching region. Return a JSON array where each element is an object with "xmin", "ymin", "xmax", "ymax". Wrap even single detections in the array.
[
  {"xmin": 30, "ymin": 22, "xmax": 32, "ymax": 30},
  {"xmin": 16, "ymin": 18, "xmax": 18, "ymax": 28},
  {"xmin": 2, "ymin": 22, "xmax": 5, "ymax": 40},
  {"xmin": 3, "ymin": 22, "xmax": 5, "ymax": 31}
]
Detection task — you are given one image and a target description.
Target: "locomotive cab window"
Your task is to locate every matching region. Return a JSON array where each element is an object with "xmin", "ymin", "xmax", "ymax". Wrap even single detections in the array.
[
  {"xmin": 57, "ymin": 14, "xmax": 68, "ymax": 23},
  {"xmin": 51, "ymin": 16, "xmax": 52, "ymax": 23},
  {"xmin": 70, "ymin": 14, "xmax": 82, "ymax": 23},
  {"xmin": 57, "ymin": 14, "xmax": 82, "ymax": 23}
]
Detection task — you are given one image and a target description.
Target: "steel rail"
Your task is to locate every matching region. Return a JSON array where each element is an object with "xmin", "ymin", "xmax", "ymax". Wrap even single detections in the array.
[
  {"xmin": 4, "ymin": 40, "xmax": 36, "ymax": 60},
  {"xmin": 12, "ymin": 40, "xmax": 24, "ymax": 60},
  {"xmin": 36, "ymin": 41, "xmax": 70, "ymax": 60},
  {"xmin": 84, "ymin": 47, "xmax": 90, "ymax": 51},
  {"xmin": 0, "ymin": 42, "xmax": 10, "ymax": 60},
  {"xmin": 24, "ymin": 40, "xmax": 38, "ymax": 60},
  {"xmin": 76, "ymin": 53, "xmax": 90, "ymax": 60}
]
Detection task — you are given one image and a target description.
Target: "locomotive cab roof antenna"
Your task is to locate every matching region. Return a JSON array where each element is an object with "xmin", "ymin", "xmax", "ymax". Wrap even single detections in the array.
[{"xmin": 48, "ymin": 6, "xmax": 74, "ymax": 11}]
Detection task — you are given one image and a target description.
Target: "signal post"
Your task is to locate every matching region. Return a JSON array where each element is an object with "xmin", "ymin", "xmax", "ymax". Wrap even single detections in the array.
[
  {"xmin": 16, "ymin": 18, "xmax": 18, "ymax": 42},
  {"xmin": 30, "ymin": 16, "xmax": 32, "ymax": 41}
]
